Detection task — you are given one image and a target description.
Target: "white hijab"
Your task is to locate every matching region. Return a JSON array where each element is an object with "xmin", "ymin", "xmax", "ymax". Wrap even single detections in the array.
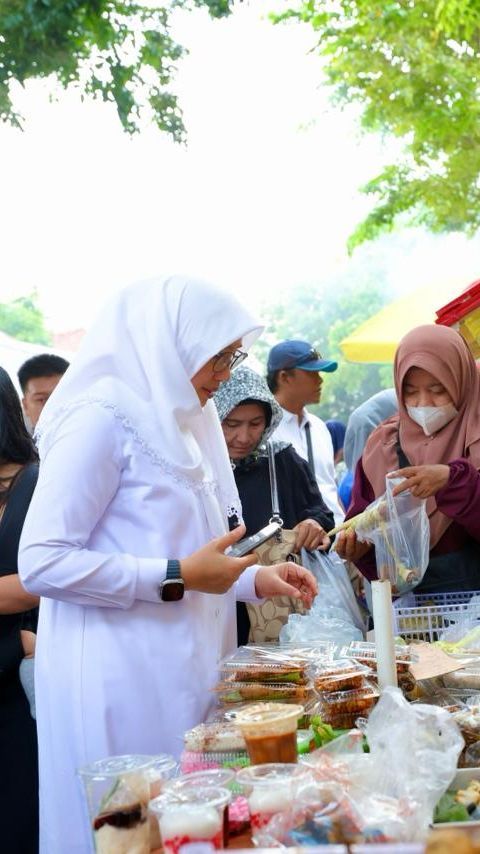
[{"xmin": 36, "ymin": 275, "xmax": 263, "ymax": 537}]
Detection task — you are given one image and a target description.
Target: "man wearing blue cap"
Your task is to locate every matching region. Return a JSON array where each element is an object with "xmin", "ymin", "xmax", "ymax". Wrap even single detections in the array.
[{"xmin": 267, "ymin": 340, "xmax": 344, "ymax": 527}]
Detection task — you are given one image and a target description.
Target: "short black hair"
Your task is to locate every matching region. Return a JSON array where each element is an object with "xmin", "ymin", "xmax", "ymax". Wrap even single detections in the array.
[
  {"xmin": 18, "ymin": 354, "xmax": 70, "ymax": 393},
  {"xmin": 0, "ymin": 366, "xmax": 38, "ymax": 467},
  {"xmin": 266, "ymin": 369, "xmax": 294, "ymax": 394}
]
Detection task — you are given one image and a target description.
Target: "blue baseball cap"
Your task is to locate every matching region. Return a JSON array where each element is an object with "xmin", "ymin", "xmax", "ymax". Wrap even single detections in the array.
[{"xmin": 267, "ymin": 340, "xmax": 338, "ymax": 373}]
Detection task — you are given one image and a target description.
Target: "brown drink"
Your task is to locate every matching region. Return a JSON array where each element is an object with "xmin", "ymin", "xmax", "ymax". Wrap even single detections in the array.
[{"xmin": 235, "ymin": 703, "xmax": 303, "ymax": 765}]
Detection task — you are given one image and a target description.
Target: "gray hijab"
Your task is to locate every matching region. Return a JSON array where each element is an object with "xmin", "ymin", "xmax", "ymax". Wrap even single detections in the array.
[
  {"xmin": 344, "ymin": 387, "xmax": 398, "ymax": 470},
  {"xmin": 214, "ymin": 366, "xmax": 283, "ymax": 454}
]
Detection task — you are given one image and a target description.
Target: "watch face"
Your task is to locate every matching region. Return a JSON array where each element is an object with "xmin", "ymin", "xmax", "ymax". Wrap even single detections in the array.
[{"xmin": 161, "ymin": 580, "xmax": 184, "ymax": 602}]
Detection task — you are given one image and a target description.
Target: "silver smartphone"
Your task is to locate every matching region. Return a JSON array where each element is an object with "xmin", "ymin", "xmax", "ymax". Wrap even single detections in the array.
[{"xmin": 229, "ymin": 521, "xmax": 281, "ymax": 558}]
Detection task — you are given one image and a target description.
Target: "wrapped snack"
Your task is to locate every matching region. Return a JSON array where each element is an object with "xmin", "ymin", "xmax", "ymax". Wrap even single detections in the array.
[
  {"xmin": 330, "ymin": 478, "xmax": 430, "ymax": 596},
  {"xmin": 342, "ymin": 640, "xmax": 415, "ymax": 673},
  {"xmin": 181, "ymin": 721, "xmax": 248, "ymax": 774},
  {"xmin": 253, "ymin": 781, "xmax": 386, "ymax": 847},
  {"xmin": 78, "ymin": 756, "xmax": 154, "ymax": 854},
  {"xmin": 214, "ymin": 679, "xmax": 312, "ymax": 704},
  {"xmin": 312, "ymin": 659, "xmax": 372, "ymax": 693},
  {"xmin": 183, "ymin": 721, "xmax": 245, "ymax": 753},
  {"xmin": 236, "ymin": 762, "xmax": 312, "ymax": 830},
  {"xmin": 451, "ymin": 706, "xmax": 480, "ymax": 748},
  {"xmin": 315, "ymin": 681, "xmax": 379, "ymax": 727},
  {"xmin": 218, "ymin": 645, "xmax": 309, "ymax": 684}
]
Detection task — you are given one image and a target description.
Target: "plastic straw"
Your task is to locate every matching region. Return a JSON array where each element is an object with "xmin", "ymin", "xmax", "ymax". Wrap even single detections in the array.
[{"xmin": 371, "ymin": 579, "xmax": 398, "ymax": 690}]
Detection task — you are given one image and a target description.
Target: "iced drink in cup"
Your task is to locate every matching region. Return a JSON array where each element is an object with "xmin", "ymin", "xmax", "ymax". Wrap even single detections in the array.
[
  {"xmin": 235, "ymin": 703, "xmax": 303, "ymax": 764},
  {"xmin": 78, "ymin": 755, "xmax": 153, "ymax": 854},
  {"xmin": 236, "ymin": 763, "xmax": 311, "ymax": 830},
  {"xmin": 165, "ymin": 770, "xmax": 235, "ymax": 845},
  {"xmin": 149, "ymin": 786, "xmax": 231, "ymax": 854}
]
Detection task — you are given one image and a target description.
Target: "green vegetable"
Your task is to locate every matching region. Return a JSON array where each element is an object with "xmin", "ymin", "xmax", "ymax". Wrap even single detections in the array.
[{"xmin": 434, "ymin": 793, "xmax": 470, "ymax": 824}]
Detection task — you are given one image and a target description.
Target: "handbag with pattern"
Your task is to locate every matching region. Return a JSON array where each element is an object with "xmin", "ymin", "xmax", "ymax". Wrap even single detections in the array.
[{"xmin": 246, "ymin": 441, "xmax": 306, "ymax": 643}]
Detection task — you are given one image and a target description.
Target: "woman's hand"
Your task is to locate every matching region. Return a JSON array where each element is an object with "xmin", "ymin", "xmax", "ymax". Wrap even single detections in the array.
[
  {"xmin": 181, "ymin": 525, "xmax": 257, "ymax": 594},
  {"xmin": 254, "ymin": 563, "xmax": 318, "ymax": 609},
  {"xmin": 388, "ymin": 464, "xmax": 450, "ymax": 498},
  {"xmin": 335, "ymin": 528, "xmax": 372, "ymax": 563},
  {"xmin": 293, "ymin": 519, "xmax": 330, "ymax": 551}
]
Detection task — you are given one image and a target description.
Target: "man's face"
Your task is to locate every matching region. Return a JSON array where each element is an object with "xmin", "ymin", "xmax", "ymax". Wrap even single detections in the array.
[
  {"xmin": 22, "ymin": 374, "xmax": 63, "ymax": 428},
  {"xmin": 287, "ymin": 368, "xmax": 323, "ymax": 406}
]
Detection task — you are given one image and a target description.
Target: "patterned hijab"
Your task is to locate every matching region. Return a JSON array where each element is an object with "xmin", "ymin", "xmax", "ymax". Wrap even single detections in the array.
[
  {"xmin": 362, "ymin": 324, "xmax": 480, "ymax": 547},
  {"xmin": 214, "ymin": 366, "xmax": 284, "ymax": 461}
]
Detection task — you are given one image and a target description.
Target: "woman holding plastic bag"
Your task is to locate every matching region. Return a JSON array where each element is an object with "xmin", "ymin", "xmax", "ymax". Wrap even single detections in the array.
[
  {"xmin": 214, "ymin": 366, "xmax": 365, "ymax": 642},
  {"xmin": 336, "ymin": 324, "xmax": 480, "ymax": 594}
]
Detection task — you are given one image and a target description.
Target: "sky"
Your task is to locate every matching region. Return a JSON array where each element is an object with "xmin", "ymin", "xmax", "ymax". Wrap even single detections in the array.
[{"xmin": 0, "ymin": 1, "xmax": 478, "ymax": 333}]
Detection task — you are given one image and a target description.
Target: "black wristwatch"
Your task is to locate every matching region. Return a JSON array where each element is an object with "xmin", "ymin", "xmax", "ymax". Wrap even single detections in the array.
[{"xmin": 159, "ymin": 560, "xmax": 185, "ymax": 602}]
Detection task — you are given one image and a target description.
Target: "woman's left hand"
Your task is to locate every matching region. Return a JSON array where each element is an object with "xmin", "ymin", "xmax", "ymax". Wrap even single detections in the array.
[
  {"xmin": 254, "ymin": 563, "xmax": 318, "ymax": 608},
  {"xmin": 293, "ymin": 519, "xmax": 330, "ymax": 551},
  {"xmin": 389, "ymin": 464, "xmax": 450, "ymax": 498}
]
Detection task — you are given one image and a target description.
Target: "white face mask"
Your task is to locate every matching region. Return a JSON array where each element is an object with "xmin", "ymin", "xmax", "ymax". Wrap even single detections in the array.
[{"xmin": 406, "ymin": 403, "xmax": 459, "ymax": 436}]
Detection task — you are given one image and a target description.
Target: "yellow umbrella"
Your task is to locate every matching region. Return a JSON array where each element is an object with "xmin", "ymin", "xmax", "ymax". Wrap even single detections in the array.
[{"xmin": 340, "ymin": 278, "xmax": 466, "ymax": 363}]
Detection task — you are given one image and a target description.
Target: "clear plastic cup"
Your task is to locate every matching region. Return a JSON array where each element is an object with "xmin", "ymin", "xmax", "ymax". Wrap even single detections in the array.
[
  {"xmin": 236, "ymin": 762, "xmax": 311, "ymax": 830},
  {"xmin": 78, "ymin": 754, "xmax": 153, "ymax": 854},
  {"xmin": 145, "ymin": 754, "xmax": 178, "ymax": 800},
  {"xmin": 165, "ymin": 770, "xmax": 236, "ymax": 846},
  {"xmin": 166, "ymin": 768, "xmax": 235, "ymax": 792},
  {"xmin": 234, "ymin": 702, "xmax": 303, "ymax": 764},
  {"xmin": 149, "ymin": 785, "xmax": 231, "ymax": 854}
]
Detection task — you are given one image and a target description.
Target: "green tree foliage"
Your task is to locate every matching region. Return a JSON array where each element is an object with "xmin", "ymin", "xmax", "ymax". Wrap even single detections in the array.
[
  {"xmin": 273, "ymin": 0, "xmax": 480, "ymax": 248},
  {"xmin": 0, "ymin": 0, "xmax": 233, "ymax": 138},
  {"xmin": 253, "ymin": 279, "xmax": 393, "ymax": 424},
  {"xmin": 0, "ymin": 294, "xmax": 51, "ymax": 344}
]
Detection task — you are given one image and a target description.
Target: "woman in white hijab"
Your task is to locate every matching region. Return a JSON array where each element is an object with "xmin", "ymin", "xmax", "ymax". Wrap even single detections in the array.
[{"xmin": 19, "ymin": 275, "xmax": 317, "ymax": 854}]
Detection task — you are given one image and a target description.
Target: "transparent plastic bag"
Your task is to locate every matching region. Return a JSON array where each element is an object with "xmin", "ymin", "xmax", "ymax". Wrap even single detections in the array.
[
  {"xmin": 300, "ymin": 549, "xmax": 366, "ymax": 632},
  {"xmin": 279, "ymin": 605, "xmax": 363, "ymax": 647},
  {"xmin": 301, "ymin": 688, "xmax": 464, "ymax": 841},
  {"xmin": 253, "ymin": 781, "xmax": 365, "ymax": 847},
  {"xmin": 354, "ymin": 478, "xmax": 430, "ymax": 595}
]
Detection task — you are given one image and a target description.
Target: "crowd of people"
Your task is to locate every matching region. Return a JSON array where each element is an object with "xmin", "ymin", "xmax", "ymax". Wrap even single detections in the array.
[{"xmin": 1, "ymin": 274, "xmax": 479, "ymax": 853}]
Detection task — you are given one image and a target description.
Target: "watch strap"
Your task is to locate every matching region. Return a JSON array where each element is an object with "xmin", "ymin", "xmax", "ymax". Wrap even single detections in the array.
[{"xmin": 166, "ymin": 559, "xmax": 182, "ymax": 581}]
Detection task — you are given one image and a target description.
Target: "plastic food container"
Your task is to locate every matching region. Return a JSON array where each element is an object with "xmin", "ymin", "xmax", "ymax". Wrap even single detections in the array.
[
  {"xmin": 312, "ymin": 659, "xmax": 372, "ymax": 692},
  {"xmin": 149, "ymin": 785, "xmax": 231, "ymax": 854},
  {"xmin": 78, "ymin": 754, "xmax": 154, "ymax": 854},
  {"xmin": 315, "ymin": 682, "xmax": 379, "ymax": 726},
  {"xmin": 218, "ymin": 645, "xmax": 310, "ymax": 684},
  {"xmin": 236, "ymin": 763, "xmax": 312, "ymax": 830},
  {"xmin": 214, "ymin": 680, "xmax": 312, "ymax": 704},
  {"xmin": 341, "ymin": 641, "xmax": 415, "ymax": 672},
  {"xmin": 234, "ymin": 703, "xmax": 304, "ymax": 765}
]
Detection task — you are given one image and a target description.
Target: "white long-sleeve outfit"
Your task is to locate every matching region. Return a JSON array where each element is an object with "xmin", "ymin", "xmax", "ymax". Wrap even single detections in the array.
[
  {"xmin": 272, "ymin": 407, "xmax": 344, "ymax": 526},
  {"xmin": 19, "ymin": 276, "xmax": 263, "ymax": 854}
]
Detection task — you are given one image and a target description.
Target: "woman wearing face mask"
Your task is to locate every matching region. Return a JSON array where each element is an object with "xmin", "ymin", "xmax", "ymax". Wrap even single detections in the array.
[
  {"xmin": 336, "ymin": 324, "xmax": 480, "ymax": 594},
  {"xmin": 215, "ymin": 366, "xmax": 334, "ymax": 643}
]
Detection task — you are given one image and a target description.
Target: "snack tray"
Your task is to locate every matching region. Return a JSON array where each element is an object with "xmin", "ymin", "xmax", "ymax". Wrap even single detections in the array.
[
  {"xmin": 315, "ymin": 680, "xmax": 379, "ymax": 713},
  {"xmin": 341, "ymin": 641, "xmax": 415, "ymax": 665},
  {"xmin": 312, "ymin": 659, "xmax": 372, "ymax": 692},
  {"xmin": 214, "ymin": 681, "xmax": 313, "ymax": 703}
]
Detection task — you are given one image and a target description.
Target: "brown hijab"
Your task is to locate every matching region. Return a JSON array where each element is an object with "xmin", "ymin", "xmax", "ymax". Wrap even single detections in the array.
[{"xmin": 362, "ymin": 324, "xmax": 480, "ymax": 547}]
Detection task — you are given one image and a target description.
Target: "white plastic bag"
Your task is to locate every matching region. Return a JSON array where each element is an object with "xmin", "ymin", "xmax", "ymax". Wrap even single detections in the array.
[
  {"xmin": 300, "ymin": 549, "xmax": 366, "ymax": 632},
  {"xmin": 355, "ymin": 478, "xmax": 430, "ymax": 595}
]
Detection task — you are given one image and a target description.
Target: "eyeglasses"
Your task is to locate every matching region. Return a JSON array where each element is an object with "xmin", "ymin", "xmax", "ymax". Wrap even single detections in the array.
[{"xmin": 212, "ymin": 348, "xmax": 248, "ymax": 373}]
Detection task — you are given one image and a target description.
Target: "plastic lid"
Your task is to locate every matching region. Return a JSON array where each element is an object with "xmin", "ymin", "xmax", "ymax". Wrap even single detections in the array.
[
  {"xmin": 236, "ymin": 762, "xmax": 310, "ymax": 789},
  {"xmin": 149, "ymin": 784, "xmax": 231, "ymax": 815},
  {"xmin": 77, "ymin": 754, "xmax": 155, "ymax": 779}
]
